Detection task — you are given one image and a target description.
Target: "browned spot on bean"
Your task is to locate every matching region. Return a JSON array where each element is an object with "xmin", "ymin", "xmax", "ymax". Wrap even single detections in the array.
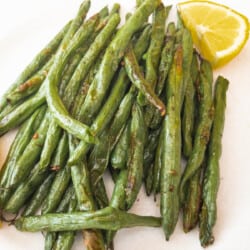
[
  {"xmin": 201, "ymin": 128, "xmax": 210, "ymax": 144},
  {"xmin": 209, "ymin": 106, "xmax": 215, "ymax": 119},
  {"xmin": 82, "ymin": 83, "xmax": 90, "ymax": 95},
  {"xmin": 169, "ymin": 169, "xmax": 177, "ymax": 176},
  {"xmin": 33, "ymin": 133, "xmax": 39, "ymax": 139},
  {"xmin": 169, "ymin": 185, "xmax": 174, "ymax": 192},
  {"xmin": 50, "ymin": 165, "xmax": 61, "ymax": 171}
]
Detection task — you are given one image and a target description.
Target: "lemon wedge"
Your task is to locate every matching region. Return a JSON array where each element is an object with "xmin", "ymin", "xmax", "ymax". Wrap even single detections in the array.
[{"xmin": 177, "ymin": 1, "xmax": 250, "ymax": 68}]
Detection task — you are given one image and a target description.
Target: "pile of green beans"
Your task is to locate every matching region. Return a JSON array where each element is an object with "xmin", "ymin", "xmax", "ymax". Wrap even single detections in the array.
[{"xmin": 0, "ymin": 0, "xmax": 229, "ymax": 249}]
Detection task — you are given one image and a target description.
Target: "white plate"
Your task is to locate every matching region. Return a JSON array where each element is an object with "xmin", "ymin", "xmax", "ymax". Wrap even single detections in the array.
[{"xmin": 0, "ymin": 1, "xmax": 250, "ymax": 250}]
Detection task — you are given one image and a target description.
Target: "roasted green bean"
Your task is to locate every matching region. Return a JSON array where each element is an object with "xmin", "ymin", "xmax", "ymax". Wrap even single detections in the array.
[
  {"xmin": 199, "ymin": 76, "xmax": 229, "ymax": 247},
  {"xmin": 160, "ymin": 46, "xmax": 183, "ymax": 240},
  {"xmin": 180, "ymin": 59, "xmax": 214, "ymax": 204},
  {"xmin": 15, "ymin": 207, "xmax": 161, "ymax": 232}
]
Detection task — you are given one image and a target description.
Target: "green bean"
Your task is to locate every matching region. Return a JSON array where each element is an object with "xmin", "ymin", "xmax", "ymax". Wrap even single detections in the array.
[
  {"xmin": 88, "ymin": 84, "xmax": 137, "ymax": 184},
  {"xmin": 73, "ymin": 55, "xmax": 104, "ymax": 119},
  {"xmin": 41, "ymin": 19, "xmax": 109, "ymax": 174},
  {"xmin": 44, "ymin": 184, "xmax": 74, "ymax": 250},
  {"xmin": 69, "ymin": 137, "xmax": 105, "ymax": 250},
  {"xmin": 42, "ymin": 133, "xmax": 70, "ymax": 214},
  {"xmin": 76, "ymin": 0, "xmax": 160, "ymax": 125},
  {"xmin": 49, "ymin": 1, "xmax": 94, "ymax": 94},
  {"xmin": 152, "ymin": 128, "xmax": 164, "ymax": 195},
  {"xmin": 95, "ymin": 6, "xmax": 108, "ymax": 20},
  {"xmin": 111, "ymin": 120, "xmax": 131, "ymax": 170},
  {"xmin": 68, "ymin": 24, "xmax": 152, "ymax": 166},
  {"xmin": 136, "ymin": 0, "xmax": 144, "ymax": 8},
  {"xmin": 0, "ymin": 0, "xmax": 173, "ymax": 248},
  {"xmin": 181, "ymin": 53, "xmax": 201, "ymax": 232},
  {"xmin": 156, "ymin": 22, "xmax": 176, "ymax": 97},
  {"xmin": 45, "ymin": 15, "xmax": 98, "ymax": 144},
  {"xmin": 15, "ymin": 207, "xmax": 161, "ymax": 232},
  {"xmin": 59, "ymin": 49, "xmax": 86, "ymax": 97},
  {"xmin": 160, "ymin": 46, "xmax": 183, "ymax": 240},
  {"xmin": 38, "ymin": 114, "xmax": 63, "ymax": 172},
  {"xmin": 69, "ymin": 155, "xmax": 106, "ymax": 250},
  {"xmin": 148, "ymin": 22, "xmax": 176, "ymax": 129},
  {"xmin": 179, "ymin": 60, "xmax": 214, "ymax": 204},
  {"xmin": 109, "ymin": 166, "xmax": 120, "ymax": 183},
  {"xmin": 200, "ymin": 76, "xmax": 229, "ymax": 247},
  {"xmin": 59, "ymin": 5, "xmax": 109, "ymax": 97},
  {"xmin": 107, "ymin": 87, "xmax": 137, "ymax": 151},
  {"xmin": 62, "ymin": 13, "xmax": 120, "ymax": 111},
  {"xmin": 53, "ymin": 193, "xmax": 77, "ymax": 250},
  {"xmin": 94, "ymin": 179, "xmax": 109, "ymax": 209},
  {"xmin": 62, "ymin": 0, "xmax": 91, "ymax": 45},
  {"xmin": 0, "ymin": 35, "xmax": 92, "ymax": 135},
  {"xmin": 106, "ymin": 169, "xmax": 127, "ymax": 246},
  {"xmin": 71, "ymin": 80, "xmax": 135, "ymax": 212},
  {"xmin": 68, "ymin": 135, "xmax": 106, "ymax": 250},
  {"xmin": 71, "ymin": 79, "xmax": 91, "ymax": 118},
  {"xmin": 146, "ymin": 97, "xmax": 164, "ymax": 130},
  {"xmin": 47, "ymin": 10, "xmax": 118, "ymax": 151},
  {"xmin": 42, "ymin": 169, "xmax": 71, "ymax": 214},
  {"xmin": 74, "ymin": 32, "xmax": 128, "ymax": 123},
  {"xmin": 50, "ymin": 133, "xmax": 69, "ymax": 174},
  {"xmin": 47, "ymin": 23, "xmax": 149, "ymax": 250},
  {"xmin": 69, "ymin": 137, "xmax": 95, "ymax": 211},
  {"xmin": 175, "ymin": 27, "xmax": 184, "ymax": 44},
  {"xmin": 180, "ymin": 28, "xmax": 193, "ymax": 104},
  {"xmin": 0, "ymin": 89, "xmax": 46, "ymax": 135},
  {"xmin": 109, "ymin": 3, "xmax": 120, "ymax": 15},
  {"xmin": 88, "ymin": 133, "xmax": 110, "ymax": 187},
  {"xmin": 145, "ymin": 163, "xmax": 154, "ymax": 196},
  {"xmin": 0, "ymin": 106, "xmax": 46, "ymax": 187},
  {"xmin": 3, "ymin": 113, "xmax": 50, "ymax": 187},
  {"xmin": 44, "ymin": 233, "xmax": 57, "ymax": 250},
  {"xmin": 7, "ymin": 111, "xmax": 51, "ymax": 187},
  {"xmin": 137, "ymin": 3, "xmax": 169, "ymax": 106},
  {"xmin": 110, "ymin": 170, "xmax": 127, "ymax": 211},
  {"xmin": 0, "ymin": 100, "xmax": 23, "ymax": 121},
  {"xmin": 4, "ymin": 163, "xmax": 48, "ymax": 213},
  {"xmin": 146, "ymin": 4, "xmax": 170, "ymax": 87},
  {"xmin": 177, "ymin": 10, "xmax": 184, "ymax": 29},
  {"xmin": 125, "ymin": 12, "xmax": 132, "ymax": 21},
  {"xmin": 143, "ymin": 127, "xmax": 161, "ymax": 176},
  {"xmin": 68, "ymin": 87, "xmax": 136, "ymax": 167},
  {"xmin": 1, "ymin": 96, "xmax": 59, "ymax": 192},
  {"xmin": 144, "ymin": 127, "xmax": 162, "ymax": 195},
  {"xmin": 53, "ymin": 231, "xmax": 75, "ymax": 250},
  {"xmin": 0, "ymin": 21, "xmax": 71, "ymax": 113},
  {"xmin": 56, "ymin": 185, "xmax": 74, "ymax": 213},
  {"xmin": 0, "ymin": 106, "xmax": 46, "ymax": 207},
  {"xmin": 6, "ymin": 56, "xmax": 54, "ymax": 105},
  {"xmin": 90, "ymin": 25, "xmax": 151, "ymax": 133},
  {"xmin": 182, "ymin": 51, "xmax": 199, "ymax": 158},
  {"xmin": 183, "ymin": 169, "xmax": 202, "ymax": 232},
  {"xmin": 125, "ymin": 103, "xmax": 146, "ymax": 209},
  {"xmin": 1, "ymin": 13, "xmax": 105, "ymax": 202},
  {"xmin": 124, "ymin": 44, "xmax": 166, "ymax": 116},
  {"xmin": 22, "ymin": 173, "xmax": 55, "ymax": 217}
]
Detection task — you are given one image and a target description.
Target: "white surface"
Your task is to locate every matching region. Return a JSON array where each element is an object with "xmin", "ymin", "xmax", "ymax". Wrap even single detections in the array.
[{"xmin": 0, "ymin": 0, "xmax": 250, "ymax": 250}]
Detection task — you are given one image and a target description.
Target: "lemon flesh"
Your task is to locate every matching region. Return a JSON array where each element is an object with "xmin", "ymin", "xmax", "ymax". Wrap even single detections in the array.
[{"xmin": 178, "ymin": 1, "xmax": 250, "ymax": 68}]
